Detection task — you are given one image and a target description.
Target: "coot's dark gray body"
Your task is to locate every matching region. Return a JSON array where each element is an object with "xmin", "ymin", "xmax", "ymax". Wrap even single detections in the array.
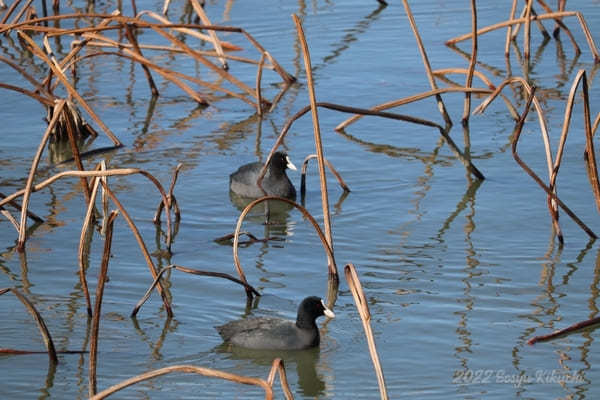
[
  {"xmin": 217, "ymin": 296, "xmax": 335, "ymax": 350},
  {"xmin": 229, "ymin": 152, "xmax": 297, "ymax": 199}
]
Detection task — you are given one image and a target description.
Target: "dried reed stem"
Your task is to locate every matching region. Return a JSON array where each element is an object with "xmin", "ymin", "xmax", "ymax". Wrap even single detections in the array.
[
  {"xmin": 553, "ymin": 0, "xmax": 567, "ymax": 37},
  {"xmin": 581, "ymin": 76, "xmax": 600, "ymax": 214},
  {"xmin": 0, "ymin": 287, "xmax": 58, "ymax": 364},
  {"xmin": 10, "ymin": 0, "xmax": 34, "ymax": 24},
  {"xmin": 462, "ymin": 0, "xmax": 478, "ymax": 124},
  {"xmin": 0, "ymin": 193, "xmax": 42, "ymax": 223},
  {"xmin": 528, "ymin": 316, "xmax": 600, "ymax": 345},
  {"xmin": 473, "ymin": 76, "xmax": 553, "ymax": 178},
  {"xmin": 293, "ymin": 14, "xmax": 335, "ymax": 275},
  {"xmin": 100, "ymin": 161, "xmax": 109, "ymax": 235},
  {"xmin": 256, "ymin": 53, "xmax": 265, "ymax": 116},
  {"xmin": 233, "ymin": 196, "xmax": 337, "ymax": 296},
  {"xmin": 82, "ymin": 33, "xmax": 209, "ymax": 105},
  {"xmin": 78, "ymin": 165, "xmax": 103, "ymax": 317},
  {"xmin": 300, "ymin": 154, "xmax": 351, "ymax": 200},
  {"xmin": 131, "ymin": 264, "xmax": 260, "ymax": 317},
  {"xmin": 0, "ymin": 13, "xmax": 122, "ymax": 33},
  {"xmin": 1, "ymin": 208, "xmax": 19, "ymax": 231},
  {"xmin": 268, "ymin": 100, "xmax": 483, "ymax": 180},
  {"xmin": 551, "ymin": 70, "xmax": 600, "ymax": 213},
  {"xmin": 88, "ymin": 210, "xmax": 118, "ymax": 396},
  {"xmin": 1, "ymin": 167, "xmax": 173, "ymax": 245},
  {"xmin": 71, "ymin": 45, "xmax": 245, "ymax": 106},
  {"xmin": 401, "ymin": 0, "xmax": 451, "ymax": 125},
  {"xmin": 0, "ymin": 82, "xmax": 54, "ymax": 106},
  {"xmin": 124, "ymin": 23, "xmax": 159, "ymax": 97},
  {"xmin": 81, "ymin": 40, "xmax": 252, "ymax": 62},
  {"xmin": 151, "ymin": 26, "xmax": 263, "ymax": 105},
  {"xmin": 16, "ymin": 99, "xmax": 66, "ymax": 252},
  {"xmin": 154, "ymin": 163, "xmax": 182, "ymax": 224},
  {"xmin": 266, "ymin": 358, "xmax": 294, "ymax": 400},
  {"xmin": 0, "ymin": 169, "xmax": 148, "ymax": 204},
  {"xmin": 189, "ymin": 0, "xmax": 228, "ymax": 69},
  {"xmin": 6, "ymin": 13, "xmax": 294, "ymax": 105},
  {"xmin": 336, "ymin": 86, "xmax": 492, "ymax": 130},
  {"xmin": 446, "ymin": 10, "xmax": 599, "ymax": 62},
  {"xmin": 432, "ymin": 69, "xmax": 519, "ymax": 119},
  {"xmin": 62, "ymin": 101, "xmax": 91, "ymax": 203},
  {"xmin": 524, "ymin": 0, "xmax": 533, "ymax": 63},
  {"xmin": 592, "ymin": 112, "xmax": 600, "ymax": 136},
  {"xmin": 536, "ymin": 0, "xmax": 580, "ymax": 54},
  {"xmin": 475, "ymin": 78, "xmax": 560, "ymax": 238},
  {"xmin": 99, "ymin": 182, "xmax": 173, "ymax": 317},
  {"xmin": 137, "ymin": 11, "xmax": 242, "ymax": 51},
  {"xmin": 344, "ymin": 264, "xmax": 388, "ymax": 400},
  {"xmin": 17, "ymin": 31, "xmax": 122, "ymax": 146},
  {"xmin": 505, "ymin": 0, "xmax": 518, "ymax": 57},
  {"xmin": 44, "ymin": 14, "xmax": 116, "ymax": 94},
  {"xmin": 512, "ymin": 87, "xmax": 597, "ymax": 239},
  {"xmin": 0, "ymin": 0, "xmax": 22, "ymax": 24},
  {"xmin": 0, "ymin": 54, "xmax": 50, "ymax": 90},
  {"xmin": 88, "ymin": 365, "xmax": 273, "ymax": 400}
]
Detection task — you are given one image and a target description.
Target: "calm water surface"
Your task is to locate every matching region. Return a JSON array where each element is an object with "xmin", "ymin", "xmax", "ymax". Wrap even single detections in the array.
[{"xmin": 2, "ymin": 1, "xmax": 600, "ymax": 398}]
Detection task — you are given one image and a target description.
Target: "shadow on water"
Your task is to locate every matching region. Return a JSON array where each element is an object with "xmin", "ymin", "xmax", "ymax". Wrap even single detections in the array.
[{"xmin": 216, "ymin": 343, "xmax": 327, "ymax": 397}]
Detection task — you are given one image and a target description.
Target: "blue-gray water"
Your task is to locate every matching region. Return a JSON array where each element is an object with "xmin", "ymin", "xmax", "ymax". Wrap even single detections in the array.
[{"xmin": 2, "ymin": 1, "xmax": 600, "ymax": 398}]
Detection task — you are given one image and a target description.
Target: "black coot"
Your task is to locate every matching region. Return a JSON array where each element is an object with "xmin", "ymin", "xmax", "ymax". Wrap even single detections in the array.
[
  {"xmin": 229, "ymin": 152, "xmax": 297, "ymax": 199},
  {"xmin": 217, "ymin": 296, "xmax": 335, "ymax": 350}
]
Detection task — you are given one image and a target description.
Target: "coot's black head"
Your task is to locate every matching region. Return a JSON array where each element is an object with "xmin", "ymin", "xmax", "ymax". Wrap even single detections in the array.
[
  {"xmin": 269, "ymin": 152, "xmax": 297, "ymax": 174},
  {"xmin": 296, "ymin": 296, "xmax": 335, "ymax": 328}
]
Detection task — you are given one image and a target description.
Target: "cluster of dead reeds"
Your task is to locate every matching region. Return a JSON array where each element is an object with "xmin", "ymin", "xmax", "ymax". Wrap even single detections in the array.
[{"xmin": 1, "ymin": 0, "xmax": 599, "ymax": 398}]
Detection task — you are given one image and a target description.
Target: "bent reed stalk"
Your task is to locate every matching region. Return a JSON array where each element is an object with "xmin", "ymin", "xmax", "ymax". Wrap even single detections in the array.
[
  {"xmin": 131, "ymin": 264, "xmax": 260, "ymax": 317},
  {"xmin": 0, "ymin": 287, "xmax": 58, "ymax": 364},
  {"xmin": 88, "ymin": 364, "xmax": 277, "ymax": 400},
  {"xmin": 232, "ymin": 196, "xmax": 337, "ymax": 301},
  {"xmin": 510, "ymin": 87, "xmax": 597, "ymax": 240}
]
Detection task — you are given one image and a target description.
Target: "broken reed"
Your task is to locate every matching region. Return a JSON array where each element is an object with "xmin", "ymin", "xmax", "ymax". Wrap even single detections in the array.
[
  {"xmin": 446, "ymin": 8, "xmax": 599, "ymax": 63},
  {"xmin": 474, "ymin": 70, "xmax": 600, "ymax": 243},
  {"xmin": 334, "ymin": 2, "xmax": 599, "ymax": 241},
  {"xmin": 0, "ymin": 164, "xmax": 181, "ymax": 316},
  {"xmin": 1, "ymin": 11, "xmax": 296, "ymax": 113},
  {"xmin": 88, "ymin": 359, "xmax": 293, "ymax": 400},
  {"xmin": 345, "ymin": 263, "xmax": 388, "ymax": 400}
]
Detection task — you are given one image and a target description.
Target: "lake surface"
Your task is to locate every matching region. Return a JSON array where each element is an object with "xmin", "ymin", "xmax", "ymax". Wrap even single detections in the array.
[{"xmin": 2, "ymin": 0, "xmax": 600, "ymax": 398}]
